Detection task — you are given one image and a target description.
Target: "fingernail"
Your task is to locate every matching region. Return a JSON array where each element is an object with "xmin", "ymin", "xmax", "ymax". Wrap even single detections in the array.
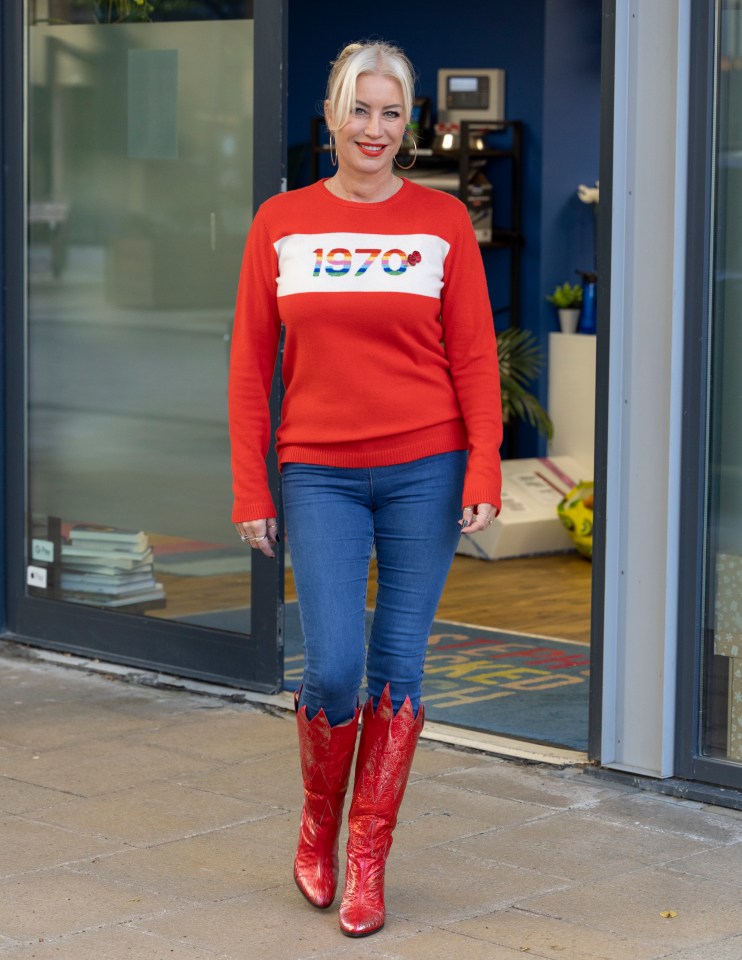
[{"xmin": 461, "ymin": 519, "xmax": 469, "ymax": 528}]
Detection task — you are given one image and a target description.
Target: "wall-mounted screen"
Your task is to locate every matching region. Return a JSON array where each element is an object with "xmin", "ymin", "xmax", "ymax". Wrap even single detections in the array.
[{"xmin": 437, "ymin": 68, "xmax": 505, "ymax": 124}]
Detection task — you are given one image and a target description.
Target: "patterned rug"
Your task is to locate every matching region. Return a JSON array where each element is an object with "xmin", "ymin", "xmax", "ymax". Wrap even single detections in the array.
[{"xmin": 182, "ymin": 603, "xmax": 589, "ymax": 750}]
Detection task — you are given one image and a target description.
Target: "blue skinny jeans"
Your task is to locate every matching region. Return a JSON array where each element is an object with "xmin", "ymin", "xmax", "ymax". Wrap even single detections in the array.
[{"xmin": 282, "ymin": 451, "xmax": 466, "ymax": 726}]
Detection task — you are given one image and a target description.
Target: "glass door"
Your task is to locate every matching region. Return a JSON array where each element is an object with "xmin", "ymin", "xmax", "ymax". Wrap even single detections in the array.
[
  {"xmin": 5, "ymin": 0, "xmax": 286, "ymax": 690},
  {"xmin": 678, "ymin": 0, "xmax": 742, "ymax": 788}
]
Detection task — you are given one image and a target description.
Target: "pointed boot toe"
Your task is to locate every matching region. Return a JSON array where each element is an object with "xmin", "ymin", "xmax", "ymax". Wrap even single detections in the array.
[
  {"xmin": 338, "ymin": 856, "xmax": 386, "ymax": 937},
  {"xmin": 293, "ymin": 853, "xmax": 337, "ymax": 909}
]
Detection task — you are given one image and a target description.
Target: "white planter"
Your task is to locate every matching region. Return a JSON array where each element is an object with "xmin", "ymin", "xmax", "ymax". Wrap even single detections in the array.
[{"xmin": 558, "ymin": 308, "xmax": 581, "ymax": 334}]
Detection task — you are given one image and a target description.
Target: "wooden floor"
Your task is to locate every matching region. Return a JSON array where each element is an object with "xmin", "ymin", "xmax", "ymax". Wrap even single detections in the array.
[{"xmin": 151, "ymin": 552, "xmax": 592, "ymax": 645}]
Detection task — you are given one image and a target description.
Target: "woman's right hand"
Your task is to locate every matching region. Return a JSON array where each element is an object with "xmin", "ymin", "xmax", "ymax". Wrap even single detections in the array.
[{"xmin": 235, "ymin": 518, "xmax": 279, "ymax": 559}]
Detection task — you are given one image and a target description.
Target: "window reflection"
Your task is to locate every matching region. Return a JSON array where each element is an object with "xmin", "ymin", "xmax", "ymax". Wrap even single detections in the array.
[
  {"xmin": 31, "ymin": 1, "xmax": 253, "ymax": 25},
  {"xmin": 703, "ymin": 0, "xmax": 742, "ymax": 760},
  {"xmin": 27, "ymin": 6, "xmax": 255, "ymax": 626}
]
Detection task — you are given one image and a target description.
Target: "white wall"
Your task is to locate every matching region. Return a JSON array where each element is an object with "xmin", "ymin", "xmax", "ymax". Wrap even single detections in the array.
[{"xmin": 601, "ymin": 0, "xmax": 690, "ymax": 777}]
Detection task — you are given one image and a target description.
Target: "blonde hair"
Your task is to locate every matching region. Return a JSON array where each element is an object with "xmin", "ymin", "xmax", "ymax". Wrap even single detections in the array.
[{"xmin": 325, "ymin": 41, "xmax": 416, "ymax": 133}]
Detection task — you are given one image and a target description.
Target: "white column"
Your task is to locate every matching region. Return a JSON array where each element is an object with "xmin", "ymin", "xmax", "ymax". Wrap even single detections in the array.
[{"xmin": 601, "ymin": 0, "xmax": 690, "ymax": 777}]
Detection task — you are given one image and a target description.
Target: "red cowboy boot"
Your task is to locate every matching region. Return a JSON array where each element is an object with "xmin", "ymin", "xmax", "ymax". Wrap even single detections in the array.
[
  {"xmin": 339, "ymin": 685, "xmax": 424, "ymax": 937},
  {"xmin": 294, "ymin": 692, "xmax": 360, "ymax": 909}
]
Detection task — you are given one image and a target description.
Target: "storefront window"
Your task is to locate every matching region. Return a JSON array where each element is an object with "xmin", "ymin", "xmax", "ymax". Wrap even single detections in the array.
[
  {"xmin": 26, "ymin": 1, "xmax": 255, "ymax": 625},
  {"xmin": 701, "ymin": 0, "xmax": 742, "ymax": 761}
]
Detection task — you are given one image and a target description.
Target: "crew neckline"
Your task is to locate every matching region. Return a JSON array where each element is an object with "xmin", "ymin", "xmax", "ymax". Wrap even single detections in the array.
[{"xmin": 317, "ymin": 177, "xmax": 410, "ymax": 208}]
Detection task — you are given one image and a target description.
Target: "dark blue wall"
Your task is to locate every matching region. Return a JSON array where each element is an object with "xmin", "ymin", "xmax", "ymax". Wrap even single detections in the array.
[
  {"xmin": 287, "ymin": 0, "xmax": 601, "ymax": 457},
  {"xmin": 539, "ymin": 0, "xmax": 602, "ymax": 339},
  {"xmin": 526, "ymin": 0, "xmax": 602, "ymax": 450}
]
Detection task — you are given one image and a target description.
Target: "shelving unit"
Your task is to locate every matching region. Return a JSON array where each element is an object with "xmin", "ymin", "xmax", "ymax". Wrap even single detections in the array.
[{"xmin": 309, "ymin": 117, "xmax": 524, "ymax": 330}]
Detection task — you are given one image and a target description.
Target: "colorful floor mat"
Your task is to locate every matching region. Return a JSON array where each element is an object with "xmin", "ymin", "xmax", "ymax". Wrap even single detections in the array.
[{"xmin": 182, "ymin": 603, "xmax": 589, "ymax": 750}]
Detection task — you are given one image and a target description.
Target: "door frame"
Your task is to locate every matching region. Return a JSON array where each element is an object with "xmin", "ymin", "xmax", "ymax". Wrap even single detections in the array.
[
  {"xmin": 675, "ymin": 0, "xmax": 742, "ymax": 791},
  {"xmin": 587, "ymin": 0, "xmax": 617, "ymax": 763},
  {"xmin": 1, "ymin": 0, "xmax": 287, "ymax": 693}
]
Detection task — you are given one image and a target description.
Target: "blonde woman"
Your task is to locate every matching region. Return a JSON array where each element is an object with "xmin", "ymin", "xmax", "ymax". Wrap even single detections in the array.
[{"xmin": 229, "ymin": 40, "xmax": 502, "ymax": 937}]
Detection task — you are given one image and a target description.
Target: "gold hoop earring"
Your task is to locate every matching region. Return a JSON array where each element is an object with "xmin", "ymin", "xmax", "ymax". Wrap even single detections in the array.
[
  {"xmin": 394, "ymin": 131, "xmax": 417, "ymax": 171},
  {"xmin": 328, "ymin": 133, "xmax": 337, "ymax": 167}
]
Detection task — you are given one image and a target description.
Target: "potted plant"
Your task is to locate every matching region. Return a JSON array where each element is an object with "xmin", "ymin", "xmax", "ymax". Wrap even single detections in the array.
[
  {"xmin": 546, "ymin": 282, "xmax": 583, "ymax": 334},
  {"xmin": 497, "ymin": 327, "xmax": 553, "ymax": 440}
]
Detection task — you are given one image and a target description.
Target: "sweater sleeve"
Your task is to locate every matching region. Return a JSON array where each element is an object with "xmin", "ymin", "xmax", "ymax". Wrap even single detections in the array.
[
  {"xmin": 228, "ymin": 209, "xmax": 282, "ymax": 523},
  {"xmin": 440, "ymin": 204, "xmax": 503, "ymax": 511}
]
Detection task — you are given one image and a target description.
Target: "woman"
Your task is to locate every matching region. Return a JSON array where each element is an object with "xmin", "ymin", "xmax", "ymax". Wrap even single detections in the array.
[{"xmin": 229, "ymin": 40, "xmax": 502, "ymax": 937}]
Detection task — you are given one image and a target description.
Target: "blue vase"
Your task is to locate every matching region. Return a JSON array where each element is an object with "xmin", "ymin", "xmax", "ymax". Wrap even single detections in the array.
[{"xmin": 580, "ymin": 281, "xmax": 597, "ymax": 333}]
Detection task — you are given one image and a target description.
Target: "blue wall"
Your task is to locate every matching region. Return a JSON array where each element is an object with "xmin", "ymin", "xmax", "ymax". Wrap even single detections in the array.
[
  {"xmin": 539, "ymin": 0, "xmax": 602, "ymax": 361},
  {"xmin": 287, "ymin": 0, "xmax": 601, "ymax": 457},
  {"xmin": 524, "ymin": 0, "xmax": 602, "ymax": 452}
]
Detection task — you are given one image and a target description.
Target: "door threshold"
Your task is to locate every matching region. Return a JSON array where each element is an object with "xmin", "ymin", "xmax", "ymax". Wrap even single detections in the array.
[
  {"xmin": 1, "ymin": 640, "xmax": 587, "ymax": 767},
  {"xmin": 421, "ymin": 720, "xmax": 587, "ymax": 766}
]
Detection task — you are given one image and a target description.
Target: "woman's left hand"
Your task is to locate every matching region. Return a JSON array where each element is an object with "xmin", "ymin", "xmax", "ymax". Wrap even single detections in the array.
[
  {"xmin": 234, "ymin": 518, "xmax": 279, "ymax": 558},
  {"xmin": 459, "ymin": 503, "xmax": 498, "ymax": 535}
]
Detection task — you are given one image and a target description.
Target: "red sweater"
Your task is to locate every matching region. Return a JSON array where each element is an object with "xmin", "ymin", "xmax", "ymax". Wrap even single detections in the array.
[{"xmin": 229, "ymin": 178, "xmax": 502, "ymax": 522}]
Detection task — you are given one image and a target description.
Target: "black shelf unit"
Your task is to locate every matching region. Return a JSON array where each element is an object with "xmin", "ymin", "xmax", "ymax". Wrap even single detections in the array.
[{"xmin": 309, "ymin": 117, "xmax": 524, "ymax": 330}]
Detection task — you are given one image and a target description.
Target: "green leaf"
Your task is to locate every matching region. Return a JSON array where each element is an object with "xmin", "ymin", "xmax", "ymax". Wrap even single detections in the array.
[
  {"xmin": 497, "ymin": 327, "xmax": 553, "ymax": 440},
  {"xmin": 546, "ymin": 282, "xmax": 583, "ymax": 308}
]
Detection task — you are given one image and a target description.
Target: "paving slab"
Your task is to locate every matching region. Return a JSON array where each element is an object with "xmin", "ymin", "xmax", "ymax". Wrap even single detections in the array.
[
  {"xmin": 446, "ymin": 809, "xmax": 715, "ymax": 883},
  {"xmin": 3, "ymin": 648, "xmax": 742, "ymax": 960},
  {"xmin": 0, "ymin": 815, "xmax": 122, "ymax": 879},
  {"xmin": 307, "ymin": 927, "xmax": 534, "ymax": 960},
  {"xmin": 522, "ymin": 866, "xmax": 742, "ymax": 952},
  {"xmin": 0, "ymin": 701, "xmax": 160, "ymax": 751},
  {"xmin": 407, "ymin": 741, "xmax": 494, "ymax": 780},
  {"xmin": 437, "ymin": 761, "xmax": 616, "ymax": 811},
  {"xmin": 588, "ymin": 792, "xmax": 742, "ymax": 844},
  {"xmin": 71, "ymin": 816, "xmax": 293, "ymax": 901},
  {"xmin": 132, "ymin": 887, "xmax": 422, "ymax": 960},
  {"xmin": 0, "ymin": 776, "xmax": 78, "ymax": 816},
  {"xmin": 0, "ymin": 737, "xmax": 218, "ymax": 798},
  {"xmin": 30, "ymin": 779, "xmax": 274, "ymax": 847},
  {"xmin": 401, "ymin": 775, "xmax": 557, "ymax": 831},
  {"xmin": 134, "ymin": 706, "xmax": 298, "ymax": 763},
  {"xmin": 660, "ymin": 934, "xmax": 742, "ymax": 959},
  {"xmin": 663, "ymin": 839, "xmax": 742, "ymax": 887},
  {"xmin": 0, "ymin": 660, "xmax": 195, "ymax": 718},
  {"xmin": 0, "ymin": 927, "xmax": 226, "ymax": 960},
  {"xmin": 449, "ymin": 908, "xmax": 668, "ymax": 960},
  {"xmin": 0, "ymin": 868, "xmax": 181, "ymax": 941},
  {"xmin": 176, "ymin": 752, "xmax": 304, "ymax": 809},
  {"xmin": 390, "ymin": 844, "xmax": 572, "ymax": 924}
]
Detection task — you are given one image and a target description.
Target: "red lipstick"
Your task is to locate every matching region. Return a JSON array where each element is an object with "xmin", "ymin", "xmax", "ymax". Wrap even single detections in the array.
[{"xmin": 357, "ymin": 143, "xmax": 386, "ymax": 157}]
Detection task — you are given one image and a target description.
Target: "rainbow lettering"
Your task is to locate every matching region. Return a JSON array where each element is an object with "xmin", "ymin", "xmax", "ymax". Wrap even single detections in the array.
[
  {"xmin": 325, "ymin": 247, "xmax": 352, "ymax": 276},
  {"xmin": 381, "ymin": 248, "xmax": 408, "ymax": 276}
]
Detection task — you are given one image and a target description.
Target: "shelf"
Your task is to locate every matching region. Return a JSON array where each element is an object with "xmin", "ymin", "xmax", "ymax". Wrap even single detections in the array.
[
  {"xmin": 412, "ymin": 146, "xmax": 516, "ymax": 160},
  {"xmin": 482, "ymin": 229, "xmax": 524, "ymax": 249},
  {"xmin": 312, "ymin": 144, "xmax": 514, "ymax": 161}
]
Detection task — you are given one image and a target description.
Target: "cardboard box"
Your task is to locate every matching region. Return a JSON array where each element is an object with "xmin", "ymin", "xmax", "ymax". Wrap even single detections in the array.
[
  {"xmin": 456, "ymin": 456, "xmax": 589, "ymax": 561},
  {"xmin": 714, "ymin": 553, "xmax": 742, "ymax": 658}
]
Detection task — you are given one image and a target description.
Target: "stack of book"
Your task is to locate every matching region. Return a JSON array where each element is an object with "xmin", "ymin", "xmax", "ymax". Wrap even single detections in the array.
[{"xmin": 60, "ymin": 526, "xmax": 165, "ymax": 608}]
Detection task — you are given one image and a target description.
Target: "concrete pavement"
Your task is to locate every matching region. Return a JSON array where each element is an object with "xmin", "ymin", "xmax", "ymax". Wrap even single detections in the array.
[{"xmin": 1, "ymin": 642, "xmax": 742, "ymax": 960}]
